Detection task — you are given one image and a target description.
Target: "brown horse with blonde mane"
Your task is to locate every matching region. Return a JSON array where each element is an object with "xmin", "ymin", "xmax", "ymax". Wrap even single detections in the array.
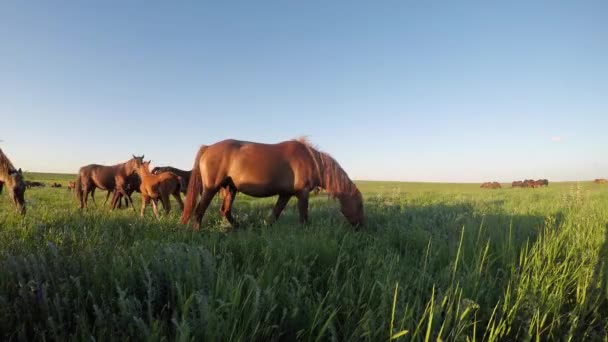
[
  {"xmin": 135, "ymin": 160, "xmax": 183, "ymax": 219},
  {"xmin": 0, "ymin": 148, "xmax": 26, "ymax": 215},
  {"xmin": 75, "ymin": 155, "xmax": 144, "ymax": 209},
  {"xmin": 180, "ymin": 139, "xmax": 364, "ymax": 229}
]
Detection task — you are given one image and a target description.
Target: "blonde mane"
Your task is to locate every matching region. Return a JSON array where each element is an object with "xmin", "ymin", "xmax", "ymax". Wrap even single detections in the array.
[
  {"xmin": 294, "ymin": 138, "xmax": 358, "ymax": 196},
  {"xmin": 0, "ymin": 148, "xmax": 17, "ymax": 179}
]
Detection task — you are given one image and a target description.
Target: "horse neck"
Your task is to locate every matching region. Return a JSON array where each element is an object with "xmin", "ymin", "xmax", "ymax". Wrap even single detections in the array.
[
  {"xmin": 138, "ymin": 165, "xmax": 153, "ymax": 179},
  {"xmin": 0, "ymin": 152, "xmax": 15, "ymax": 183},
  {"xmin": 318, "ymin": 152, "xmax": 356, "ymax": 196}
]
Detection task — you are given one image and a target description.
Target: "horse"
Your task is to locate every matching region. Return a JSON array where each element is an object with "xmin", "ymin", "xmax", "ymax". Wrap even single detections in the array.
[
  {"xmin": 151, "ymin": 166, "xmax": 191, "ymax": 194},
  {"xmin": 537, "ymin": 179, "xmax": 549, "ymax": 187},
  {"xmin": 135, "ymin": 160, "xmax": 183, "ymax": 219},
  {"xmin": 75, "ymin": 155, "xmax": 143, "ymax": 209},
  {"xmin": 25, "ymin": 181, "xmax": 45, "ymax": 188},
  {"xmin": 594, "ymin": 179, "xmax": 608, "ymax": 184},
  {"xmin": 481, "ymin": 182, "xmax": 501, "ymax": 189},
  {"xmin": 0, "ymin": 148, "xmax": 26, "ymax": 215},
  {"xmin": 522, "ymin": 179, "xmax": 535, "ymax": 188},
  {"xmin": 180, "ymin": 139, "xmax": 364, "ymax": 229},
  {"xmin": 107, "ymin": 173, "xmax": 141, "ymax": 209},
  {"xmin": 512, "ymin": 181, "xmax": 523, "ymax": 188}
]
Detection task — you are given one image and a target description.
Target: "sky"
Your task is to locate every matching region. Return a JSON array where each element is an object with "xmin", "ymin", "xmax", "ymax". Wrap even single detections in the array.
[{"xmin": 0, "ymin": 1, "xmax": 606, "ymax": 182}]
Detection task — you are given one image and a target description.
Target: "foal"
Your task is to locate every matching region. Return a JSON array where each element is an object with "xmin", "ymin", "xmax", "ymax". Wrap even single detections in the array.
[{"xmin": 135, "ymin": 160, "xmax": 183, "ymax": 219}]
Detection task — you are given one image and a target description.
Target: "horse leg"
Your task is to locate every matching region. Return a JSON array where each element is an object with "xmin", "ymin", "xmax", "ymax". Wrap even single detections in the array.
[
  {"xmin": 90, "ymin": 188, "xmax": 97, "ymax": 207},
  {"xmin": 83, "ymin": 186, "xmax": 90, "ymax": 208},
  {"xmin": 268, "ymin": 194, "xmax": 291, "ymax": 225},
  {"xmin": 193, "ymin": 187, "xmax": 219, "ymax": 230},
  {"xmin": 111, "ymin": 191, "xmax": 122, "ymax": 209},
  {"xmin": 161, "ymin": 193, "xmax": 171, "ymax": 215},
  {"xmin": 104, "ymin": 190, "xmax": 112, "ymax": 207},
  {"xmin": 220, "ymin": 187, "xmax": 238, "ymax": 227},
  {"xmin": 296, "ymin": 192, "xmax": 310, "ymax": 225},
  {"xmin": 151, "ymin": 199, "xmax": 160, "ymax": 220},
  {"xmin": 173, "ymin": 190, "xmax": 184, "ymax": 212},
  {"xmin": 118, "ymin": 187, "xmax": 135, "ymax": 211},
  {"xmin": 141, "ymin": 195, "xmax": 149, "ymax": 217}
]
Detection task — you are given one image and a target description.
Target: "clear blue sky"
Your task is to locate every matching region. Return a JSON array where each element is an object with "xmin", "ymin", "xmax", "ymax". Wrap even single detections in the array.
[{"xmin": 1, "ymin": 1, "xmax": 606, "ymax": 182}]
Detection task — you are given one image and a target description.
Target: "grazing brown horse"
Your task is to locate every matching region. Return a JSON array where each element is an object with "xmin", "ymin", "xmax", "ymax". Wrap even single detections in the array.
[
  {"xmin": 151, "ymin": 166, "xmax": 191, "ymax": 194},
  {"xmin": 136, "ymin": 160, "xmax": 183, "ymax": 219},
  {"xmin": 537, "ymin": 179, "xmax": 549, "ymax": 187},
  {"xmin": 180, "ymin": 139, "xmax": 364, "ymax": 229},
  {"xmin": 75, "ymin": 155, "xmax": 144, "ymax": 209},
  {"xmin": 594, "ymin": 179, "xmax": 608, "ymax": 184},
  {"xmin": 481, "ymin": 182, "xmax": 501, "ymax": 189},
  {"xmin": 0, "ymin": 148, "xmax": 26, "ymax": 215},
  {"xmin": 512, "ymin": 181, "xmax": 523, "ymax": 188},
  {"xmin": 67, "ymin": 181, "xmax": 76, "ymax": 191}
]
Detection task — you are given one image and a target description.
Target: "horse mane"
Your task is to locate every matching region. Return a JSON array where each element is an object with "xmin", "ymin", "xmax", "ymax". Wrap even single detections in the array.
[
  {"xmin": 294, "ymin": 138, "xmax": 358, "ymax": 197},
  {"xmin": 0, "ymin": 148, "xmax": 17, "ymax": 179}
]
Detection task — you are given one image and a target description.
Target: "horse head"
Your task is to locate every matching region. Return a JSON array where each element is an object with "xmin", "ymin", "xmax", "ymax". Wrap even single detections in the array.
[
  {"xmin": 338, "ymin": 189, "xmax": 364, "ymax": 227},
  {"xmin": 128, "ymin": 155, "xmax": 145, "ymax": 175}
]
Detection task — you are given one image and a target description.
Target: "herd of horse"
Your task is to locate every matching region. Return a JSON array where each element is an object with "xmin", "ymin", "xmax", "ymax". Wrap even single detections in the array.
[
  {"xmin": 1, "ymin": 139, "xmax": 364, "ymax": 228},
  {"xmin": 512, "ymin": 179, "xmax": 549, "ymax": 188},
  {"xmin": 480, "ymin": 179, "xmax": 549, "ymax": 189},
  {"xmin": 3, "ymin": 141, "xmax": 607, "ymax": 227}
]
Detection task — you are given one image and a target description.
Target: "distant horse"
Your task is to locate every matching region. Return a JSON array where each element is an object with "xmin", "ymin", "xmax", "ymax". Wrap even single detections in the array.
[
  {"xmin": 537, "ymin": 179, "xmax": 549, "ymax": 187},
  {"xmin": 135, "ymin": 160, "xmax": 183, "ymax": 219},
  {"xmin": 51, "ymin": 183, "xmax": 62, "ymax": 188},
  {"xmin": 151, "ymin": 166, "xmax": 191, "ymax": 194},
  {"xmin": 25, "ymin": 181, "xmax": 45, "ymax": 188},
  {"xmin": 0, "ymin": 148, "xmax": 26, "ymax": 215},
  {"xmin": 522, "ymin": 179, "xmax": 535, "ymax": 188},
  {"xmin": 180, "ymin": 139, "xmax": 364, "ymax": 229},
  {"xmin": 67, "ymin": 181, "xmax": 76, "ymax": 191},
  {"xmin": 481, "ymin": 182, "xmax": 501, "ymax": 189},
  {"xmin": 512, "ymin": 181, "xmax": 523, "ymax": 188},
  {"xmin": 75, "ymin": 155, "xmax": 144, "ymax": 209},
  {"xmin": 594, "ymin": 179, "xmax": 608, "ymax": 184}
]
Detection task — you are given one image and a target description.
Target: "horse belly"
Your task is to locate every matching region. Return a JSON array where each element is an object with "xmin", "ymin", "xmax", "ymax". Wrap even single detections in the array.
[
  {"xmin": 229, "ymin": 164, "xmax": 294, "ymax": 197},
  {"xmin": 235, "ymin": 182, "xmax": 288, "ymax": 198}
]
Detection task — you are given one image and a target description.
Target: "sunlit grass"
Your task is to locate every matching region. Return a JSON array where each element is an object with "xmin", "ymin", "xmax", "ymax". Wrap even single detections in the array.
[{"xmin": 1, "ymin": 174, "xmax": 608, "ymax": 340}]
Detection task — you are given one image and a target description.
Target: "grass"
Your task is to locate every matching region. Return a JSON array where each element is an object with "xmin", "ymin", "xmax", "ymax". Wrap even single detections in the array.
[{"xmin": 1, "ymin": 174, "xmax": 608, "ymax": 340}]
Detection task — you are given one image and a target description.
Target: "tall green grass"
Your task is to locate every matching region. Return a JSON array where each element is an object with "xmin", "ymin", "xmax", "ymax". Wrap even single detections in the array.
[{"xmin": 1, "ymin": 177, "xmax": 607, "ymax": 340}]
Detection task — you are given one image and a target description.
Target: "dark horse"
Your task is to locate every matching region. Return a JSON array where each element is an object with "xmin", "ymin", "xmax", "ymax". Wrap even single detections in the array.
[
  {"xmin": 107, "ymin": 173, "xmax": 141, "ymax": 209},
  {"xmin": 75, "ymin": 155, "xmax": 144, "ymax": 209},
  {"xmin": 180, "ymin": 139, "xmax": 364, "ymax": 229},
  {"xmin": 0, "ymin": 148, "xmax": 26, "ymax": 215},
  {"xmin": 151, "ymin": 166, "xmax": 191, "ymax": 194}
]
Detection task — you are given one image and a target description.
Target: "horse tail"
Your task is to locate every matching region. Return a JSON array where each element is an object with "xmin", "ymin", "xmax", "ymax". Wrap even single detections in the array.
[
  {"xmin": 75, "ymin": 174, "xmax": 83, "ymax": 202},
  {"xmin": 180, "ymin": 145, "xmax": 208, "ymax": 225}
]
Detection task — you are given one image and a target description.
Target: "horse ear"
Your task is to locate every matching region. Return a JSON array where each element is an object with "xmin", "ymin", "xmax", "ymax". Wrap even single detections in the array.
[
  {"xmin": 132, "ymin": 154, "xmax": 136, "ymax": 159},
  {"xmin": 148, "ymin": 160, "xmax": 152, "ymax": 164},
  {"xmin": 18, "ymin": 168, "xmax": 22, "ymax": 174}
]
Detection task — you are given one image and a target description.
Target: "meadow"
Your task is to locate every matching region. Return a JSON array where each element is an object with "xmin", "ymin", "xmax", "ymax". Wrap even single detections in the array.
[{"xmin": 1, "ymin": 173, "xmax": 608, "ymax": 341}]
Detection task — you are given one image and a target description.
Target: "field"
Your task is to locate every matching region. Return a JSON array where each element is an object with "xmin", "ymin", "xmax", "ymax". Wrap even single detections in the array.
[{"xmin": 1, "ymin": 174, "xmax": 608, "ymax": 341}]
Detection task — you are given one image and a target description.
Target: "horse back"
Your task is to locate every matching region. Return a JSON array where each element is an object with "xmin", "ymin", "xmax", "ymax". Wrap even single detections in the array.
[{"xmin": 201, "ymin": 140, "xmax": 318, "ymax": 195}]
